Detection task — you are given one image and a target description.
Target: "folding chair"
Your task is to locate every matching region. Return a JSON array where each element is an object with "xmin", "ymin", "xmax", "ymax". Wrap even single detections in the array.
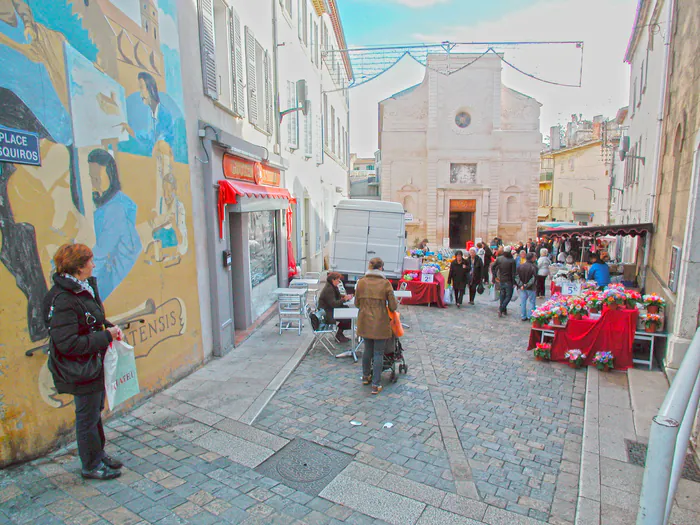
[
  {"xmin": 306, "ymin": 305, "xmax": 337, "ymax": 356},
  {"xmin": 278, "ymin": 293, "xmax": 305, "ymax": 335},
  {"xmin": 289, "ymin": 281, "xmax": 309, "ymax": 311}
]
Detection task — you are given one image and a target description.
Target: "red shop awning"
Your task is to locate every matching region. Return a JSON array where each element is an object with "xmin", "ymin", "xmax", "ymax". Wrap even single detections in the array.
[{"xmin": 218, "ymin": 179, "xmax": 292, "ymax": 238}]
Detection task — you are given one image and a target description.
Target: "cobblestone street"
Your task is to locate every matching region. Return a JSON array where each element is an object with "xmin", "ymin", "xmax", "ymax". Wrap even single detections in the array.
[{"xmin": 1, "ymin": 293, "xmax": 586, "ymax": 525}]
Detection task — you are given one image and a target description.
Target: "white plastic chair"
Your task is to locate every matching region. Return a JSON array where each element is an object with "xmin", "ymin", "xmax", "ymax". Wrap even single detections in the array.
[
  {"xmin": 278, "ymin": 293, "xmax": 305, "ymax": 335},
  {"xmin": 306, "ymin": 305, "xmax": 337, "ymax": 356}
]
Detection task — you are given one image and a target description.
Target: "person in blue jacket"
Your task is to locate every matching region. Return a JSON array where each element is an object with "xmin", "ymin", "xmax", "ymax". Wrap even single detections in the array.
[{"xmin": 587, "ymin": 253, "xmax": 611, "ymax": 290}]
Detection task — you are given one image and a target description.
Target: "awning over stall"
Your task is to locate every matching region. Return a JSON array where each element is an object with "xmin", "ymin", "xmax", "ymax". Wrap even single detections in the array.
[
  {"xmin": 537, "ymin": 223, "xmax": 654, "ymax": 239},
  {"xmin": 218, "ymin": 179, "xmax": 291, "ymax": 238}
]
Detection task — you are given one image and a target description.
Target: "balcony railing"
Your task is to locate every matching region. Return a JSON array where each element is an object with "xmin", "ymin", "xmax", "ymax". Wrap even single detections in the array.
[{"xmin": 540, "ymin": 171, "xmax": 554, "ymax": 182}]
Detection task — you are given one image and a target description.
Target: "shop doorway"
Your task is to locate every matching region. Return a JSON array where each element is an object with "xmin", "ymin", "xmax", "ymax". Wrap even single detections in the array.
[
  {"xmin": 449, "ymin": 199, "xmax": 476, "ymax": 248},
  {"xmin": 449, "ymin": 212, "xmax": 474, "ymax": 248}
]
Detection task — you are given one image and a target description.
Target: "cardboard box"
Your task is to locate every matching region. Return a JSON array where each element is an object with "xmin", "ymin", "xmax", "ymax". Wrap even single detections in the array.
[{"xmin": 404, "ymin": 257, "xmax": 422, "ymax": 271}]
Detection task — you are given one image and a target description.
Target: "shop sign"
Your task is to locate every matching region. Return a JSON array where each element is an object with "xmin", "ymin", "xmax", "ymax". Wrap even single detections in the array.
[
  {"xmin": 560, "ymin": 281, "xmax": 582, "ymax": 296},
  {"xmin": 0, "ymin": 125, "xmax": 41, "ymax": 166},
  {"xmin": 450, "ymin": 199, "xmax": 476, "ymax": 212},
  {"xmin": 223, "ymin": 153, "xmax": 280, "ymax": 186},
  {"xmin": 421, "ymin": 273, "xmax": 434, "ymax": 283},
  {"xmin": 405, "ymin": 212, "xmax": 414, "ymax": 222}
]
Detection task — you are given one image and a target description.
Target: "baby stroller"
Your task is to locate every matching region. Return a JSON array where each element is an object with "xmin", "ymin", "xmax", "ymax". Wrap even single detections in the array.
[{"xmin": 370, "ymin": 336, "xmax": 408, "ymax": 384}]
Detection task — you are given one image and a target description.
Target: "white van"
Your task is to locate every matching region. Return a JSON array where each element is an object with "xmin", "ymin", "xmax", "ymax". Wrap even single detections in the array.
[{"xmin": 330, "ymin": 199, "xmax": 406, "ymax": 281}]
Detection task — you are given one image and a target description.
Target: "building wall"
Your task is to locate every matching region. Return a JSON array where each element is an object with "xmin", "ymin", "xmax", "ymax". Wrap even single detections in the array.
[
  {"xmin": 380, "ymin": 55, "xmax": 541, "ymax": 246},
  {"xmin": 0, "ymin": 0, "xmax": 203, "ymax": 465},
  {"xmin": 276, "ymin": 1, "xmax": 349, "ymax": 274},
  {"xmin": 550, "ymin": 142, "xmax": 610, "ymax": 225},
  {"xmin": 646, "ymin": 0, "xmax": 700, "ymax": 371}
]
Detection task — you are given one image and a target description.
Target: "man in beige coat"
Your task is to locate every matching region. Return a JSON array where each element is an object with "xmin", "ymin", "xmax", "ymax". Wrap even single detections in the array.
[{"xmin": 355, "ymin": 258, "xmax": 398, "ymax": 395}]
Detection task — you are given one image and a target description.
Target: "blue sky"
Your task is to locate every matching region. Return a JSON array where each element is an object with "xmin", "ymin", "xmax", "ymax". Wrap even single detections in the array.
[
  {"xmin": 342, "ymin": 0, "xmax": 640, "ymax": 156},
  {"xmin": 338, "ymin": 0, "xmax": 532, "ymax": 46}
]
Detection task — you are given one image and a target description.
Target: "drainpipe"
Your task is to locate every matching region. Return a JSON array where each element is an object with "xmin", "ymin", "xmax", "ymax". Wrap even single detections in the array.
[
  {"xmin": 271, "ymin": 0, "xmax": 282, "ymax": 155},
  {"xmin": 642, "ymin": 0, "xmax": 676, "ymax": 288}
]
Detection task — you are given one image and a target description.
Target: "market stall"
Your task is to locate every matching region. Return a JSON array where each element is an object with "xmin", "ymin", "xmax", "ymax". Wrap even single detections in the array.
[
  {"xmin": 400, "ymin": 250, "xmax": 453, "ymax": 308},
  {"xmin": 399, "ymin": 272, "xmax": 447, "ymax": 308},
  {"xmin": 526, "ymin": 284, "xmax": 667, "ymax": 371}
]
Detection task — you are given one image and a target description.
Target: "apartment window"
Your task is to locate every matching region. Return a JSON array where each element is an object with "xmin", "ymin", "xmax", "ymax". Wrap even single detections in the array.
[
  {"xmin": 303, "ymin": 101, "xmax": 313, "ymax": 158},
  {"xmin": 558, "ymin": 192, "xmax": 563, "ymax": 207},
  {"xmin": 569, "ymin": 157, "xmax": 575, "ymax": 171},
  {"xmin": 639, "ymin": 62, "xmax": 644, "ymax": 104},
  {"xmin": 669, "ymin": 246, "xmax": 681, "ymax": 293},
  {"xmin": 632, "ymin": 78, "xmax": 637, "ymax": 113},
  {"xmin": 330, "ymin": 106, "xmax": 336, "ymax": 153},
  {"xmin": 560, "ymin": 163, "xmax": 564, "ymax": 173},
  {"xmin": 313, "ymin": 22, "xmax": 320, "ymax": 66},
  {"xmin": 282, "ymin": 0, "xmax": 292, "ymax": 17},
  {"xmin": 337, "ymin": 117, "xmax": 341, "ymax": 159},
  {"xmin": 198, "ymin": 0, "xmax": 245, "ymax": 117},
  {"xmin": 568, "ymin": 192, "xmax": 573, "ymax": 207},
  {"xmin": 298, "ymin": 0, "xmax": 308, "ymax": 46}
]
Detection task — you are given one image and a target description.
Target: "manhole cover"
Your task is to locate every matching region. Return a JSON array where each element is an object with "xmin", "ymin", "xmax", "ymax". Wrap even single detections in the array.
[
  {"xmin": 626, "ymin": 440, "xmax": 700, "ymax": 483},
  {"xmin": 255, "ymin": 438, "xmax": 353, "ymax": 496}
]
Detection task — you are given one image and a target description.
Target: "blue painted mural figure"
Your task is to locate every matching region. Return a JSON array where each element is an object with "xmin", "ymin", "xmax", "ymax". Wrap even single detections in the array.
[
  {"xmin": 87, "ymin": 149, "xmax": 142, "ymax": 299},
  {"xmin": 119, "ymin": 71, "xmax": 187, "ymax": 163}
]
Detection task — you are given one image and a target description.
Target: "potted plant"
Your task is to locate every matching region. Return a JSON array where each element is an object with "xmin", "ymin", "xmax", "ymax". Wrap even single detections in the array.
[
  {"xmin": 586, "ymin": 291, "xmax": 603, "ymax": 314},
  {"xmin": 549, "ymin": 305, "xmax": 569, "ymax": 326},
  {"xmin": 592, "ymin": 351, "xmax": 615, "ymax": 371},
  {"xmin": 643, "ymin": 294, "xmax": 666, "ymax": 314},
  {"xmin": 601, "ymin": 288, "xmax": 627, "ymax": 310},
  {"xmin": 625, "ymin": 290, "xmax": 642, "ymax": 309},
  {"xmin": 643, "ymin": 313, "xmax": 663, "ymax": 333},
  {"xmin": 567, "ymin": 297, "xmax": 588, "ymax": 320},
  {"xmin": 530, "ymin": 308, "xmax": 552, "ymax": 328},
  {"xmin": 533, "ymin": 343, "xmax": 551, "ymax": 361},
  {"xmin": 564, "ymin": 349, "xmax": 587, "ymax": 368}
]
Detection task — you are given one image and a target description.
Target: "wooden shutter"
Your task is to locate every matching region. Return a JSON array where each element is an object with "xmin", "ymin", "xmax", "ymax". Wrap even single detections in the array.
[
  {"xmin": 199, "ymin": 0, "xmax": 217, "ymax": 99},
  {"xmin": 264, "ymin": 51, "xmax": 273, "ymax": 134},
  {"xmin": 245, "ymin": 27, "xmax": 258, "ymax": 125},
  {"xmin": 230, "ymin": 9, "xmax": 245, "ymax": 117},
  {"xmin": 315, "ymin": 112, "xmax": 323, "ymax": 164}
]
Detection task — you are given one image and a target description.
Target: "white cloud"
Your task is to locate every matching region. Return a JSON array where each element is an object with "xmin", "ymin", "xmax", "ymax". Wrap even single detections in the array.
[
  {"xmin": 158, "ymin": 7, "xmax": 180, "ymax": 52},
  {"xmin": 386, "ymin": 0, "xmax": 451, "ymax": 7},
  {"xmin": 350, "ymin": 0, "xmax": 638, "ymax": 156}
]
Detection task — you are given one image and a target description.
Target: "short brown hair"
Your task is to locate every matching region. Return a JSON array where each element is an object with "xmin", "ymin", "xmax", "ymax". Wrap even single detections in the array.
[
  {"xmin": 327, "ymin": 272, "xmax": 342, "ymax": 284},
  {"xmin": 368, "ymin": 257, "xmax": 384, "ymax": 270},
  {"xmin": 54, "ymin": 244, "xmax": 93, "ymax": 276}
]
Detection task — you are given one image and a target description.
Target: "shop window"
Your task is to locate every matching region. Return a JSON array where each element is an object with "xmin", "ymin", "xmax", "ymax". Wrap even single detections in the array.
[{"xmin": 249, "ymin": 211, "xmax": 277, "ymax": 288}]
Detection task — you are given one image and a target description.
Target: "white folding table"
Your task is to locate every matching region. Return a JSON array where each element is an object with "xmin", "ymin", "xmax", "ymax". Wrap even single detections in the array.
[{"xmin": 333, "ymin": 308, "xmax": 360, "ymax": 362}]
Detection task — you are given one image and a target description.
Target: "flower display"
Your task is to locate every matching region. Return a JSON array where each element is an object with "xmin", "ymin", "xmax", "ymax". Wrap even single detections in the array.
[
  {"xmin": 608, "ymin": 283, "xmax": 626, "ymax": 291},
  {"xmin": 567, "ymin": 297, "xmax": 588, "ymax": 317},
  {"xmin": 564, "ymin": 349, "xmax": 587, "ymax": 367},
  {"xmin": 643, "ymin": 294, "xmax": 666, "ymax": 308},
  {"xmin": 402, "ymin": 271, "xmax": 420, "ymax": 281},
  {"xmin": 600, "ymin": 287, "xmax": 627, "ymax": 307},
  {"xmin": 625, "ymin": 290, "xmax": 642, "ymax": 307},
  {"xmin": 533, "ymin": 343, "xmax": 551, "ymax": 360},
  {"xmin": 530, "ymin": 308, "xmax": 551, "ymax": 325},
  {"xmin": 584, "ymin": 290, "xmax": 603, "ymax": 312},
  {"xmin": 592, "ymin": 351, "xmax": 615, "ymax": 370},
  {"xmin": 582, "ymin": 281, "xmax": 598, "ymax": 291},
  {"xmin": 421, "ymin": 264, "xmax": 439, "ymax": 274},
  {"xmin": 643, "ymin": 313, "xmax": 662, "ymax": 327}
]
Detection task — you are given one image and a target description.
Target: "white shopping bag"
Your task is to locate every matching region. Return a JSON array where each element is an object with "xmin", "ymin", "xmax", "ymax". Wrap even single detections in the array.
[
  {"xmin": 489, "ymin": 285, "xmax": 496, "ymax": 301},
  {"xmin": 104, "ymin": 340, "xmax": 140, "ymax": 410},
  {"xmin": 512, "ymin": 286, "xmax": 519, "ymax": 302},
  {"xmin": 443, "ymin": 286, "xmax": 454, "ymax": 305}
]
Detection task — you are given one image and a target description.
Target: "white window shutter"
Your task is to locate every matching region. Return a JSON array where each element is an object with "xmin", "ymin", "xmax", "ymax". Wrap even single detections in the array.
[
  {"xmin": 199, "ymin": 0, "xmax": 217, "ymax": 100},
  {"xmin": 286, "ymin": 82, "xmax": 292, "ymax": 147},
  {"xmin": 304, "ymin": 102, "xmax": 312, "ymax": 158},
  {"xmin": 309, "ymin": 20, "xmax": 315, "ymax": 64},
  {"xmin": 287, "ymin": 82, "xmax": 298, "ymax": 149},
  {"xmin": 265, "ymin": 51, "xmax": 273, "ymax": 135},
  {"xmin": 245, "ymin": 27, "xmax": 258, "ymax": 125},
  {"xmin": 315, "ymin": 112, "xmax": 323, "ymax": 164},
  {"xmin": 230, "ymin": 10, "xmax": 245, "ymax": 117},
  {"xmin": 298, "ymin": 1, "xmax": 303, "ymax": 42}
]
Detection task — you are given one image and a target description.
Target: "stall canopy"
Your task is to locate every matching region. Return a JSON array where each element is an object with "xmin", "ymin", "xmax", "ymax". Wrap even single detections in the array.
[
  {"xmin": 218, "ymin": 179, "xmax": 292, "ymax": 238},
  {"xmin": 538, "ymin": 223, "xmax": 654, "ymax": 239}
]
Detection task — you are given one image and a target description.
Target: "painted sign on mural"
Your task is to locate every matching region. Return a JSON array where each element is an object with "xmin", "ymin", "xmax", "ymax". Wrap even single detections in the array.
[{"xmin": 0, "ymin": 0, "xmax": 201, "ymax": 466}]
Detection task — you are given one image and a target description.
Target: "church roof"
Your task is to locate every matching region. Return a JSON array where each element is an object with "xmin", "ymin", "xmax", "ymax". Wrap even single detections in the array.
[{"xmin": 381, "ymin": 83, "xmax": 422, "ymax": 103}]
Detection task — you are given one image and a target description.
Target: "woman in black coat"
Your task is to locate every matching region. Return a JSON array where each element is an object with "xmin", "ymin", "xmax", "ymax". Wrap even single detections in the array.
[
  {"xmin": 466, "ymin": 247, "xmax": 484, "ymax": 305},
  {"xmin": 448, "ymin": 250, "xmax": 469, "ymax": 308},
  {"xmin": 43, "ymin": 244, "xmax": 123, "ymax": 480},
  {"xmin": 318, "ymin": 272, "xmax": 353, "ymax": 342}
]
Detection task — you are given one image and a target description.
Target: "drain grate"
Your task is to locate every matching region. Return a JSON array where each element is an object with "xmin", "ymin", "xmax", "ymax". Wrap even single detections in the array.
[
  {"xmin": 626, "ymin": 440, "xmax": 700, "ymax": 483},
  {"xmin": 255, "ymin": 438, "xmax": 353, "ymax": 496}
]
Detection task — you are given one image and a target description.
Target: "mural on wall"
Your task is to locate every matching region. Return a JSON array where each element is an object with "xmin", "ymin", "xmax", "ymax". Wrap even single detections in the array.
[{"xmin": 0, "ymin": 0, "xmax": 201, "ymax": 466}]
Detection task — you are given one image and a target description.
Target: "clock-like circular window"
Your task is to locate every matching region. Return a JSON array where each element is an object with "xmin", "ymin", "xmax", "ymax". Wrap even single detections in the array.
[{"xmin": 455, "ymin": 111, "xmax": 471, "ymax": 128}]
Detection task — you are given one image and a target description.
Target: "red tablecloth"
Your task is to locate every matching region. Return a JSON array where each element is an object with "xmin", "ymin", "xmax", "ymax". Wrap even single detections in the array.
[
  {"xmin": 528, "ymin": 307, "xmax": 639, "ymax": 370},
  {"xmin": 399, "ymin": 273, "xmax": 447, "ymax": 308}
]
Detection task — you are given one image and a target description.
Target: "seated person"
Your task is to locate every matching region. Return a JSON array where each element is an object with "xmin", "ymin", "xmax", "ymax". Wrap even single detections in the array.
[
  {"xmin": 318, "ymin": 272, "xmax": 353, "ymax": 342},
  {"xmin": 587, "ymin": 253, "xmax": 611, "ymax": 290}
]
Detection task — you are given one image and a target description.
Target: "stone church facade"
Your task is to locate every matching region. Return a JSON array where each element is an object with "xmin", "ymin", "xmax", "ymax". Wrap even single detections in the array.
[{"xmin": 379, "ymin": 54, "xmax": 542, "ymax": 247}]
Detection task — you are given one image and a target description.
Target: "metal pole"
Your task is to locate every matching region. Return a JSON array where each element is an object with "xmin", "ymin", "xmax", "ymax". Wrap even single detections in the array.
[
  {"xmin": 637, "ymin": 415, "xmax": 679, "ymax": 524},
  {"xmin": 664, "ymin": 374, "xmax": 700, "ymax": 523}
]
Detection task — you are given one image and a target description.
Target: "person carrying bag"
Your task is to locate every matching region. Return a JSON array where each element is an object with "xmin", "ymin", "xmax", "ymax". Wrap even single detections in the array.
[{"xmin": 43, "ymin": 244, "xmax": 125, "ymax": 480}]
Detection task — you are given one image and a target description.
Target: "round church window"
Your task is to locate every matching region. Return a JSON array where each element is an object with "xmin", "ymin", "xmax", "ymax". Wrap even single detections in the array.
[{"xmin": 455, "ymin": 111, "xmax": 471, "ymax": 128}]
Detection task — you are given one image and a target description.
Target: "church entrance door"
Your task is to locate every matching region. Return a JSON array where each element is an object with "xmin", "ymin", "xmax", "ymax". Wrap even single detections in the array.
[
  {"xmin": 449, "ymin": 199, "xmax": 476, "ymax": 248},
  {"xmin": 449, "ymin": 212, "xmax": 474, "ymax": 248}
]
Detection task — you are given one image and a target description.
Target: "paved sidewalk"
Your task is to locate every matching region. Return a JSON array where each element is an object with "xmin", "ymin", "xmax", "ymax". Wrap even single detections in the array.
[
  {"xmin": 3, "ymin": 291, "xmax": 698, "ymax": 525},
  {"xmin": 577, "ymin": 367, "xmax": 700, "ymax": 525}
]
